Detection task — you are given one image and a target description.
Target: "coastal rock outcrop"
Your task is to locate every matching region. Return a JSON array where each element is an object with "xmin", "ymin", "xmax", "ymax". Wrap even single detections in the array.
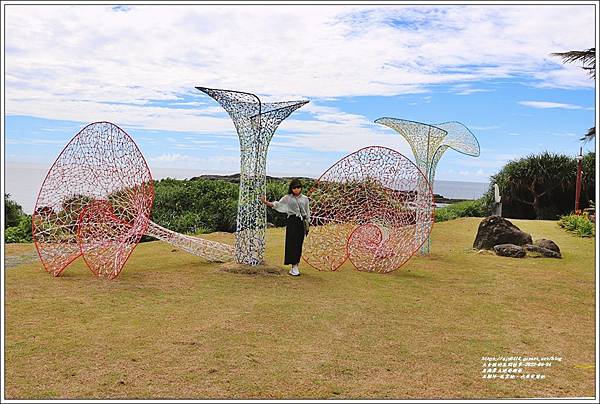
[
  {"xmin": 493, "ymin": 244, "xmax": 526, "ymax": 258},
  {"xmin": 525, "ymin": 244, "xmax": 561, "ymax": 258},
  {"xmin": 533, "ymin": 239, "xmax": 561, "ymax": 255},
  {"xmin": 473, "ymin": 216, "xmax": 532, "ymax": 250}
]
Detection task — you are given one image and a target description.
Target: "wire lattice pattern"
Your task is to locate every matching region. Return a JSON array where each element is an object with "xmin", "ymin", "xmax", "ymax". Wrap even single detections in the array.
[
  {"xmin": 197, "ymin": 87, "xmax": 309, "ymax": 266},
  {"xmin": 146, "ymin": 221, "xmax": 234, "ymax": 262},
  {"xmin": 32, "ymin": 122, "xmax": 154, "ymax": 278},
  {"xmin": 430, "ymin": 121, "xmax": 481, "ymax": 183},
  {"xmin": 374, "ymin": 118, "xmax": 480, "ymax": 253},
  {"xmin": 33, "ymin": 122, "xmax": 234, "ymax": 279},
  {"xmin": 302, "ymin": 146, "xmax": 434, "ymax": 273}
]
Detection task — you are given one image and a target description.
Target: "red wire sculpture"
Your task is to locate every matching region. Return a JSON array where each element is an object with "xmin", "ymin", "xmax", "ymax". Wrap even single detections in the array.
[
  {"xmin": 302, "ymin": 146, "xmax": 434, "ymax": 273},
  {"xmin": 32, "ymin": 121, "xmax": 234, "ymax": 279},
  {"xmin": 32, "ymin": 122, "xmax": 155, "ymax": 279}
]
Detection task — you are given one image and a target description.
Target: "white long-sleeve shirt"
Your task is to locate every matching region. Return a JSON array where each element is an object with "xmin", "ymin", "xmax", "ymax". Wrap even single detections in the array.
[{"xmin": 272, "ymin": 194, "xmax": 310, "ymax": 221}]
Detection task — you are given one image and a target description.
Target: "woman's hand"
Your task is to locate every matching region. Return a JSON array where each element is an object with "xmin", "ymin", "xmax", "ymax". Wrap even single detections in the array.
[{"xmin": 259, "ymin": 195, "xmax": 268, "ymax": 205}]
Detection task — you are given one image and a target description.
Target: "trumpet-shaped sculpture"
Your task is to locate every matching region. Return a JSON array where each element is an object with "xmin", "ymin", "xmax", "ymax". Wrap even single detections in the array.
[
  {"xmin": 430, "ymin": 121, "xmax": 480, "ymax": 183},
  {"xmin": 302, "ymin": 146, "xmax": 434, "ymax": 273},
  {"xmin": 197, "ymin": 87, "xmax": 308, "ymax": 266},
  {"xmin": 33, "ymin": 121, "xmax": 234, "ymax": 279},
  {"xmin": 374, "ymin": 118, "xmax": 480, "ymax": 253}
]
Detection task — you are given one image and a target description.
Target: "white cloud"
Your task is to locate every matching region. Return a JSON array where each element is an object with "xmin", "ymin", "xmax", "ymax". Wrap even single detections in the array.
[
  {"xmin": 149, "ymin": 153, "xmax": 193, "ymax": 163},
  {"xmin": 519, "ymin": 101, "xmax": 586, "ymax": 110},
  {"xmin": 3, "ymin": 3, "xmax": 595, "ymax": 185},
  {"xmin": 449, "ymin": 84, "xmax": 491, "ymax": 95},
  {"xmin": 3, "ymin": 4, "xmax": 595, "ymax": 126}
]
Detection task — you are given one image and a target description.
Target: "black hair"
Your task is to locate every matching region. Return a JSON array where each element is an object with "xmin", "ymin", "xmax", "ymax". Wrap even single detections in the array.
[{"xmin": 287, "ymin": 178, "xmax": 303, "ymax": 194}]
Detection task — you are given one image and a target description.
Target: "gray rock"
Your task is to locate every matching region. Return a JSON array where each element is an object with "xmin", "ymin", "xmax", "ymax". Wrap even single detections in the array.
[
  {"xmin": 533, "ymin": 239, "xmax": 560, "ymax": 254},
  {"xmin": 473, "ymin": 216, "xmax": 533, "ymax": 250},
  {"xmin": 525, "ymin": 244, "xmax": 561, "ymax": 258},
  {"xmin": 493, "ymin": 244, "xmax": 526, "ymax": 258}
]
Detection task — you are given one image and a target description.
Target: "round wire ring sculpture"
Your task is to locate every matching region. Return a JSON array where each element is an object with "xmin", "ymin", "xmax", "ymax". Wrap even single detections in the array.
[{"xmin": 302, "ymin": 146, "xmax": 434, "ymax": 273}]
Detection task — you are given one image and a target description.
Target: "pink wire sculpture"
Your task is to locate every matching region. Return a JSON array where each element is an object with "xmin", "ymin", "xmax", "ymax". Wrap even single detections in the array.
[
  {"xmin": 33, "ymin": 121, "xmax": 234, "ymax": 279},
  {"xmin": 302, "ymin": 146, "xmax": 434, "ymax": 273},
  {"xmin": 33, "ymin": 122, "xmax": 154, "ymax": 279}
]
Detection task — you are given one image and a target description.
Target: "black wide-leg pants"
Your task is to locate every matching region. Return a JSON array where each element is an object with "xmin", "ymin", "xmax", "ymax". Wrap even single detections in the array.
[{"xmin": 284, "ymin": 216, "xmax": 305, "ymax": 265}]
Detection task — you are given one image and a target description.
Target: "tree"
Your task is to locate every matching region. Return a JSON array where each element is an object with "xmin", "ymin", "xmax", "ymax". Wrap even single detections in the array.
[
  {"xmin": 4, "ymin": 194, "xmax": 24, "ymax": 228},
  {"xmin": 551, "ymin": 48, "xmax": 596, "ymax": 142},
  {"xmin": 482, "ymin": 152, "xmax": 594, "ymax": 219},
  {"xmin": 551, "ymin": 48, "xmax": 596, "ymax": 78}
]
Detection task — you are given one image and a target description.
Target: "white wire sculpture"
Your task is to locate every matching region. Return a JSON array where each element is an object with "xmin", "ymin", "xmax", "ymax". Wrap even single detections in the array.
[
  {"xmin": 33, "ymin": 121, "xmax": 234, "ymax": 279},
  {"xmin": 374, "ymin": 118, "xmax": 480, "ymax": 254},
  {"xmin": 196, "ymin": 87, "xmax": 309, "ymax": 266},
  {"xmin": 302, "ymin": 146, "xmax": 434, "ymax": 273},
  {"xmin": 146, "ymin": 221, "xmax": 234, "ymax": 262}
]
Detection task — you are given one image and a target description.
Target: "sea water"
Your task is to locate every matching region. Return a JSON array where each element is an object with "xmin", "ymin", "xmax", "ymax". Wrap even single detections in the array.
[{"xmin": 433, "ymin": 180, "xmax": 489, "ymax": 200}]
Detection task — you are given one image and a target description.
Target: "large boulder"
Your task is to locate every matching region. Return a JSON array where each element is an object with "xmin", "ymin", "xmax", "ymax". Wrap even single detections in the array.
[
  {"xmin": 533, "ymin": 239, "xmax": 560, "ymax": 254},
  {"xmin": 525, "ymin": 244, "xmax": 561, "ymax": 258},
  {"xmin": 473, "ymin": 216, "xmax": 533, "ymax": 250},
  {"xmin": 493, "ymin": 244, "xmax": 526, "ymax": 258}
]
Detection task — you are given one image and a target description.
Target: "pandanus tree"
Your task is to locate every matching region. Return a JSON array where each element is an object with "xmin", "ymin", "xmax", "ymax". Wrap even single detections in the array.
[
  {"xmin": 551, "ymin": 48, "xmax": 596, "ymax": 142},
  {"xmin": 485, "ymin": 152, "xmax": 580, "ymax": 219}
]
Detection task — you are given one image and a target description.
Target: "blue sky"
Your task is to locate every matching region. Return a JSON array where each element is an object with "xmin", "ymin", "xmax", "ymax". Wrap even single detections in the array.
[{"xmin": 2, "ymin": 3, "xmax": 597, "ymax": 212}]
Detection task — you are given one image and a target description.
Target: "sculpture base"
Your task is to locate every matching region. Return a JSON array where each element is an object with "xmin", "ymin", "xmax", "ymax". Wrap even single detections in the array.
[{"xmin": 218, "ymin": 261, "xmax": 284, "ymax": 276}]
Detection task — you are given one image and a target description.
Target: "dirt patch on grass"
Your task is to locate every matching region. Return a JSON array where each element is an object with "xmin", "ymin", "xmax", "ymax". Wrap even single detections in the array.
[
  {"xmin": 217, "ymin": 261, "xmax": 284, "ymax": 276},
  {"xmin": 4, "ymin": 251, "xmax": 39, "ymax": 269}
]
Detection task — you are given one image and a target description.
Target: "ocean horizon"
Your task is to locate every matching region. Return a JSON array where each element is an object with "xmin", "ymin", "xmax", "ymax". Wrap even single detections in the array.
[
  {"xmin": 4, "ymin": 162, "xmax": 489, "ymax": 214},
  {"xmin": 433, "ymin": 180, "xmax": 489, "ymax": 201}
]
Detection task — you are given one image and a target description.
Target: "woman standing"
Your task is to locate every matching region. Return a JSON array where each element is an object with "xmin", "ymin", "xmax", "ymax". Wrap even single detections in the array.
[{"xmin": 260, "ymin": 178, "xmax": 310, "ymax": 276}]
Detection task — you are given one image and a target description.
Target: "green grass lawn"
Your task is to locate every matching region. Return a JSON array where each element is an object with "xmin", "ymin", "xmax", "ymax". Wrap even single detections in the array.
[{"xmin": 4, "ymin": 218, "xmax": 596, "ymax": 399}]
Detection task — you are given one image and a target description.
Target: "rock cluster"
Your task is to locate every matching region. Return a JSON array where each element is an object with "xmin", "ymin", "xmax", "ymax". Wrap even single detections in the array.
[{"xmin": 474, "ymin": 216, "xmax": 561, "ymax": 259}]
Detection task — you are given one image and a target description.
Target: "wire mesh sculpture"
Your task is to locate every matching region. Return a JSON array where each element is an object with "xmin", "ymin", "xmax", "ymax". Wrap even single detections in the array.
[
  {"xmin": 33, "ymin": 121, "xmax": 234, "ymax": 279},
  {"xmin": 374, "ymin": 118, "xmax": 480, "ymax": 253},
  {"xmin": 302, "ymin": 146, "xmax": 434, "ymax": 273},
  {"xmin": 145, "ymin": 221, "xmax": 234, "ymax": 262},
  {"xmin": 196, "ymin": 87, "xmax": 309, "ymax": 266},
  {"xmin": 430, "ymin": 121, "xmax": 481, "ymax": 184}
]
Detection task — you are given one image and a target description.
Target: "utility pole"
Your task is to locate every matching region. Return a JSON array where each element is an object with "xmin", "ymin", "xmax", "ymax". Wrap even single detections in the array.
[{"xmin": 575, "ymin": 147, "xmax": 583, "ymax": 214}]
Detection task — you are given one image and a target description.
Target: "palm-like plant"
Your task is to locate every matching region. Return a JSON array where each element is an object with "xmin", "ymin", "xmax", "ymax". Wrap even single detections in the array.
[
  {"xmin": 485, "ymin": 152, "xmax": 578, "ymax": 219},
  {"xmin": 551, "ymin": 48, "xmax": 596, "ymax": 78},
  {"xmin": 551, "ymin": 48, "xmax": 596, "ymax": 142}
]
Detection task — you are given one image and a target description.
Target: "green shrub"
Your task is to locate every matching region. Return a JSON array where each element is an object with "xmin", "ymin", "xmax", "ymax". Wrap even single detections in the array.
[
  {"xmin": 149, "ymin": 177, "xmax": 315, "ymax": 235},
  {"xmin": 151, "ymin": 178, "xmax": 239, "ymax": 234},
  {"xmin": 5, "ymin": 215, "xmax": 33, "ymax": 243},
  {"xmin": 4, "ymin": 194, "xmax": 24, "ymax": 229},
  {"xmin": 435, "ymin": 199, "xmax": 486, "ymax": 223},
  {"xmin": 558, "ymin": 214, "xmax": 595, "ymax": 237}
]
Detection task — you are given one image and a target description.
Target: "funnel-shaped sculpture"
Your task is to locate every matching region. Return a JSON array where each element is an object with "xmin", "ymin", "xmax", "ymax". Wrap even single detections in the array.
[
  {"xmin": 33, "ymin": 121, "xmax": 234, "ymax": 279},
  {"xmin": 197, "ymin": 87, "xmax": 309, "ymax": 265},
  {"xmin": 374, "ymin": 118, "xmax": 480, "ymax": 254},
  {"xmin": 430, "ymin": 121, "xmax": 480, "ymax": 182}
]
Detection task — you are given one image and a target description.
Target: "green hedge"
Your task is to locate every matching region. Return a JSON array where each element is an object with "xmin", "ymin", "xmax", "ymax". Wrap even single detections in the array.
[
  {"xmin": 5, "ymin": 215, "xmax": 32, "ymax": 243},
  {"xmin": 434, "ymin": 199, "xmax": 486, "ymax": 223}
]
